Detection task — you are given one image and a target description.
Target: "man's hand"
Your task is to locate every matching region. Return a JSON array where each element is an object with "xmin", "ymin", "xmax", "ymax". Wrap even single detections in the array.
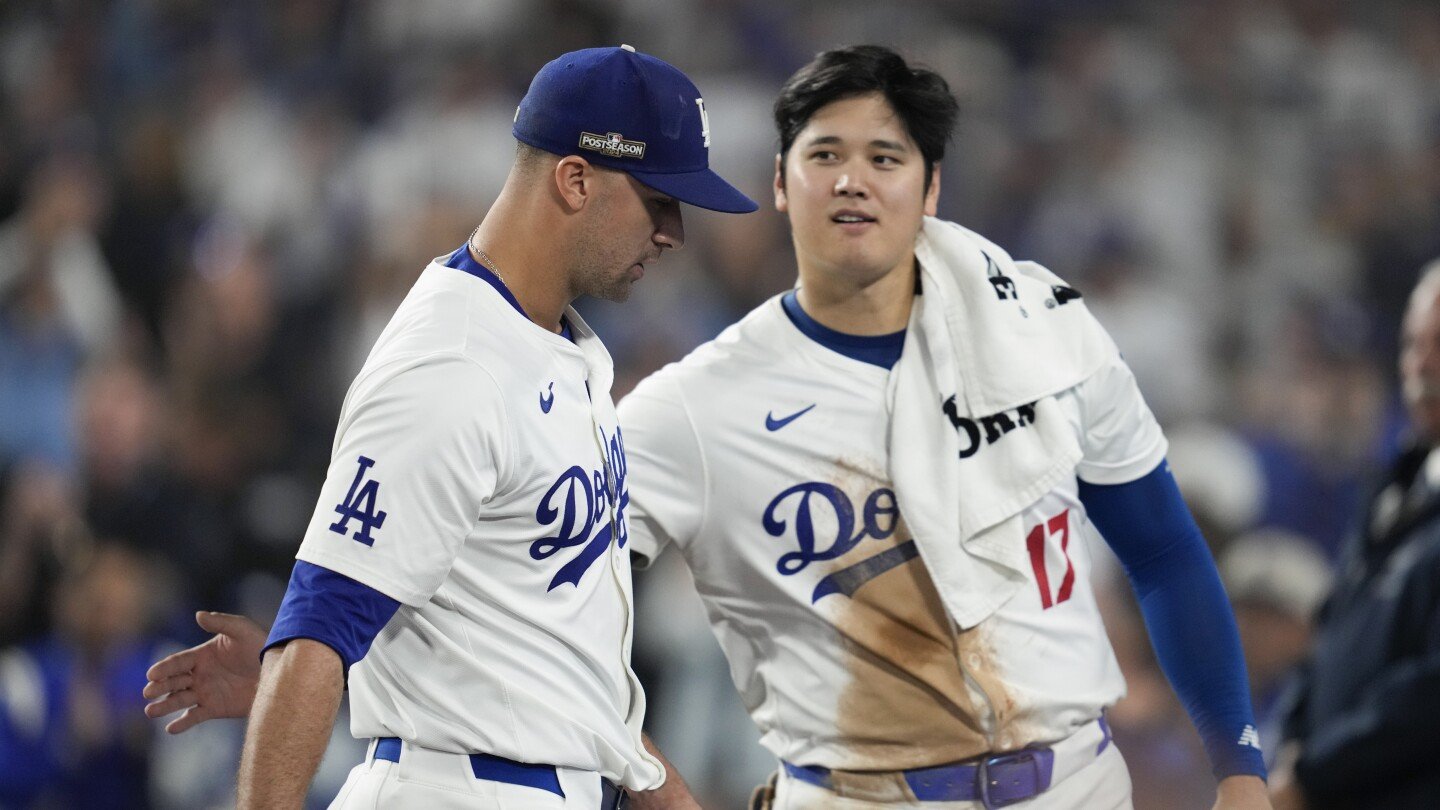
[
  {"xmin": 626, "ymin": 733, "xmax": 705, "ymax": 810},
  {"xmin": 1269, "ymin": 782, "xmax": 1307, "ymax": 810},
  {"xmin": 143, "ymin": 611, "xmax": 267, "ymax": 733},
  {"xmin": 1267, "ymin": 742, "xmax": 1307, "ymax": 810},
  {"xmin": 1214, "ymin": 775, "xmax": 1273, "ymax": 809}
]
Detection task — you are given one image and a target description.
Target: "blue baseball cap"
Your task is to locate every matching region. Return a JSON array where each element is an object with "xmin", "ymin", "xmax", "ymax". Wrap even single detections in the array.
[{"xmin": 513, "ymin": 46, "xmax": 758, "ymax": 214}]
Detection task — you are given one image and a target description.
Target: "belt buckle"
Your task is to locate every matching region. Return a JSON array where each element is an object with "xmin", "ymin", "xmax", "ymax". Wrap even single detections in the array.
[{"xmin": 976, "ymin": 750, "xmax": 1044, "ymax": 809}]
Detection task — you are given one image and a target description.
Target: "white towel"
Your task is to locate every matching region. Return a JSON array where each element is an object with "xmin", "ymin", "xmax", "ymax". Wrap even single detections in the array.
[{"xmin": 887, "ymin": 217, "xmax": 1115, "ymax": 629}]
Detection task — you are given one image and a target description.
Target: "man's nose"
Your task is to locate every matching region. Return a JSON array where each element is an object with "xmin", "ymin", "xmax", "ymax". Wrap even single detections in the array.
[{"xmin": 833, "ymin": 173, "xmax": 868, "ymax": 198}]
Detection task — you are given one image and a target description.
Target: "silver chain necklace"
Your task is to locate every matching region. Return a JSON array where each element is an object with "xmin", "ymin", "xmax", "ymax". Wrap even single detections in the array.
[{"xmin": 466, "ymin": 229, "xmax": 507, "ymax": 286}]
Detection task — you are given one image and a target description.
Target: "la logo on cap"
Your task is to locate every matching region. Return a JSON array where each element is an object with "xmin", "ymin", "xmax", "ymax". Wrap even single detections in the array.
[{"xmin": 579, "ymin": 131, "xmax": 647, "ymax": 159}]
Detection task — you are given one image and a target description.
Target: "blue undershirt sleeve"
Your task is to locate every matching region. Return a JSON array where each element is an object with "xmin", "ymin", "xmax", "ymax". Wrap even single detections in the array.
[
  {"xmin": 263, "ymin": 560, "xmax": 402, "ymax": 673},
  {"xmin": 1078, "ymin": 460, "xmax": 1267, "ymax": 781}
]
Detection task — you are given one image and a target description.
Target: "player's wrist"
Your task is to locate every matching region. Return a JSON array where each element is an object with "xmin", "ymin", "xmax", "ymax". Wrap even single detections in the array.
[
  {"xmin": 1215, "ymin": 774, "xmax": 1272, "ymax": 809},
  {"xmin": 1198, "ymin": 717, "xmax": 1268, "ymax": 783}
]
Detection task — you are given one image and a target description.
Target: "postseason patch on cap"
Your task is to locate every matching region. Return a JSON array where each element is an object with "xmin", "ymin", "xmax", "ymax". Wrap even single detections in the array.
[{"xmin": 579, "ymin": 131, "xmax": 647, "ymax": 160}]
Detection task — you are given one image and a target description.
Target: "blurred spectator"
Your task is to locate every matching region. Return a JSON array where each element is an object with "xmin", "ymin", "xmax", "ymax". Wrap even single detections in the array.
[
  {"xmin": 1271, "ymin": 262, "xmax": 1440, "ymax": 809},
  {"xmin": 73, "ymin": 358, "xmax": 238, "ymax": 622},
  {"xmin": 1234, "ymin": 298, "xmax": 1387, "ymax": 556},
  {"xmin": 99, "ymin": 109, "xmax": 195, "ymax": 342},
  {"xmin": 0, "ymin": 156, "xmax": 122, "ymax": 471},
  {"xmin": 1080, "ymin": 234, "xmax": 1221, "ymax": 423},
  {"xmin": 0, "ymin": 542, "xmax": 164, "ymax": 809},
  {"xmin": 1218, "ymin": 529, "xmax": 1332, "ymax": 752},
  {"xmin": 0, "ymin": 463, "xmax": 80, "ymax": 646},
  {"xmin": 1166, "ymin": 422, "xmax": 1268, "ymax": 552}
]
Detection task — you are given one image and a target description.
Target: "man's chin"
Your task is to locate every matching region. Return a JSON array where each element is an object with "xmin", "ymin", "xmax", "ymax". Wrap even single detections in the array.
[
  {"xmin": 812, "ymin": 242, "xmax": 908, "ymax": 277},
  {"xmin": 589, "ymin": 282, "xmax": 634, "ymax": 304}
]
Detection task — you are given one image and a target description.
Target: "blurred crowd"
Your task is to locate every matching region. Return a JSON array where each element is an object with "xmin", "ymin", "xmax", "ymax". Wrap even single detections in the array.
[{"xmin": 0, "ymin": 0, "xmax": 1436, "ymax": 807}]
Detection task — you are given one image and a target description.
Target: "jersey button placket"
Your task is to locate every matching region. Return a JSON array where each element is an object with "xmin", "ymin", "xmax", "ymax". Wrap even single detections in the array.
[
  {"xmin": 949, "ymin": 612, "xmax": 1001, "ymax": 753},
  {"xmin": 587, "ymin": 395, "xmax": 641, "ymax": 724}
]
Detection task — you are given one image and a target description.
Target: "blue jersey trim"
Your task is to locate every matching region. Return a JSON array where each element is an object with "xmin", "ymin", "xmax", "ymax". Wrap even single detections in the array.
[
  {"xmin": 263, "ymin": 561, "xmax": 402, "ymax": 673},
  {"xmin": 1078, "ymin": 461, "xmax": 1267, "ymax": 780},
  {"xmin": 443, "ymin": 243, "xmax": 576, "ymax": 343},
  {"xmin": 443, "ymin": 243, "xmax": 527, "ymax": 319},
  {"xmin": 781, "ymin": 291, "xmax": 905, "ymax": 370}
]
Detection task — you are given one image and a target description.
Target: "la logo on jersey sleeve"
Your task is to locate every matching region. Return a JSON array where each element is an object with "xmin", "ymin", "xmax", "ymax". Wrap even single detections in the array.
[{"xmin": 330, "ymin": 455, "xmax": 388, "ymax": 546}]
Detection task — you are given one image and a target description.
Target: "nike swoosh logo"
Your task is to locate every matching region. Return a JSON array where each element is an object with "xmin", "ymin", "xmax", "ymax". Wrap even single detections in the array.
[
  {"xmin": 766, "ymin": 403, "xmax": 816, "ymax": 431},
  {"xmin": 539, "ymin": 382, "xmax": 555, "ymax": 414}
]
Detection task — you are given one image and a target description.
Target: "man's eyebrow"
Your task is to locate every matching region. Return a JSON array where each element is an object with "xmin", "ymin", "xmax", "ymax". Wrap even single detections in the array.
[
  {"xmin": 801, "ymin": 134, "xmax": 910, "ymax": 151},
  {"xmin": 869, "ymin": 138, "xmax": 908, "ymax": 151}
]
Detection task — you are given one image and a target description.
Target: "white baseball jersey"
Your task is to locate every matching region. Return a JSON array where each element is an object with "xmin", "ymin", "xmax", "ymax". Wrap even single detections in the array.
[
  {"xmin": 294, "ymin": 257, "xmax": 664, "ymax": 790},
  {"xmin": 620, "ymin": 294, "xmax": 1166, "ymax": 771}
]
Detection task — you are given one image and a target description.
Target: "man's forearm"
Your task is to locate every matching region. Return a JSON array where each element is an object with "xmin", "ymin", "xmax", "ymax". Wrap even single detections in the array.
[
  {"xmin": 237, "ymin": 639, "xmax": 345, "ymax": 809},
  {"xmin": 1080, "ymin": 468, "xmax": 1267, "ymax": 780}
]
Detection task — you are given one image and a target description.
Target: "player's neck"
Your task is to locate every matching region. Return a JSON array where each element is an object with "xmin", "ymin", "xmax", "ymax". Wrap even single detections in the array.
[
  {"xmin": 794, "ymin": 256, "xmax": 916, "ymax": 335},
  {"xmin": 470, "ymin": 196, "xmax": 572, "ymax": 334}
]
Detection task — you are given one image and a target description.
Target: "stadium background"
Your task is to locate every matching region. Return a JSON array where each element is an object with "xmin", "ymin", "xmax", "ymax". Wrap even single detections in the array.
[{"xmin": 0, "ymin": 0, "xmax": 1432, "ymax": 807}]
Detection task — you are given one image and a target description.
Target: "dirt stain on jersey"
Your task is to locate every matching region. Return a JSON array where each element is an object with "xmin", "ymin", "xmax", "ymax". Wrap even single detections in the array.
[
  {"xmin": 820, "ymin": 532, "xmax": 1020, "ymax": 770},
  {"xmin": 805, "ymin": 455, "xmax": 1023, "ymax": 770}
]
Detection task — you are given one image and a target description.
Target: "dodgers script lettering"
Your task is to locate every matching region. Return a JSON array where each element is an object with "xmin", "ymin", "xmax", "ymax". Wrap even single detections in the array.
[{"xmin": 531, "ymin": 427, "xmax": 629, "ymax": 591}]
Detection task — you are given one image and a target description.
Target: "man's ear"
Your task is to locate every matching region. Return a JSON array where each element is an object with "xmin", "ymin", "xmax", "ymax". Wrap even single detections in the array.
[
  {"xmin": 554, "ymin": 155, "xmax": 597, "ymax": 212},
  {"xmin": 773, "ymin": 153, "xmax": 788, "ymax": 213},
  {"xmin": 923, "ymin": 164, "xmax": 941, "ymax": 217}
]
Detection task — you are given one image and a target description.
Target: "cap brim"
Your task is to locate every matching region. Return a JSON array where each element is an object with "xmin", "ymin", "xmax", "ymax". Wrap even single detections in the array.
[{"xmin": 629, "ymin": 167, "xmax": 759, "ymax": 214}]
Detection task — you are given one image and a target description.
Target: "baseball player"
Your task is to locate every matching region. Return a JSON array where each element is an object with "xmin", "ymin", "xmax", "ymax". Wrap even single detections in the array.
[
  {"xmin": 147, "ymin": 45, "xmax": 1271, "ymax": 810},
  {"xmin": 142, "ymin": 46, "xmax": 755, "ymax": 809},
  {"xmin": 615, "ymin": 46, "xmax": 1269, "ymax": 809}
]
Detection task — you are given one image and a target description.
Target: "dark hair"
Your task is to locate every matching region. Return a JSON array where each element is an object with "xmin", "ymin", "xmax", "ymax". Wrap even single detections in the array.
[{"xmin": 774, "ymin": 45, "xmax": 958, "ymax": 193}]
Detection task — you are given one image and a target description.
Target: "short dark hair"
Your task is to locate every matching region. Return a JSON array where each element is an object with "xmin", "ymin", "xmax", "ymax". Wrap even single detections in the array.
[
  {"xmin": 774, "ymin": 45, "xmax": 958, "ymax": 193},
  {"xmin": 514, "ymin": 141, "xmax": 556, "ymax": 172}
]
